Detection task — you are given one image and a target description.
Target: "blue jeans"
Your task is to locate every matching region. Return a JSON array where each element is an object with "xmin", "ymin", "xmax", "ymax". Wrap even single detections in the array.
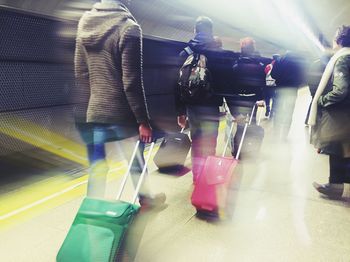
[
  {"xmin": 187, "ymin": 106, "xmax": 220, "ymax": 180},
  {"xmin": 76, "ymin": 123, "xmax": 149, "ymax": 198},
  {"xmin": 265, "ymin": 88, "xmax": 276, "ymax": 116}
]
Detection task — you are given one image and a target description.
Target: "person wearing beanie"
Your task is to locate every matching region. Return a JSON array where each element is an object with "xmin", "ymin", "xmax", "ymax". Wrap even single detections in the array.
[{"xmin": 176, "ymin": 16, "xmax": 224, "ymax": 183}]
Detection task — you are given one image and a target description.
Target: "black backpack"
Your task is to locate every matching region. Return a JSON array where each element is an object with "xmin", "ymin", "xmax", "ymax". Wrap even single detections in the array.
[
  {"xmin": 231, "ymin": 56, "xmax": 265, "ymax": 95},
  {"xmin": 178, "ymin": 51, "xmax": 213, "ymax": 102}
]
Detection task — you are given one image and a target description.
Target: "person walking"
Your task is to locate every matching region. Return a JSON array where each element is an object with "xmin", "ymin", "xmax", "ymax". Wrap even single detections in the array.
[
  {"xmin": 264, "ymin": 54, "xmax": 280, "ymax": 118},
  {"xmin": 270, "ymin": 50, "xmax": 306, "ymax": 140},
  {"xmin": 176, "ymin": 16, "xmax": 223, "ymax": 183},
  {"xmin": 226, "ymin": 37, "xmax": 266, "ymax": 157},
  {"xmin": 75, "ymin": 0, "xmax": 165, "ymax": 205}
]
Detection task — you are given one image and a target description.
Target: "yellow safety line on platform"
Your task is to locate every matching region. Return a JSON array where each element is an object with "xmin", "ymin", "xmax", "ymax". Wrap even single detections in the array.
[
  {"xmin": 0, "ymin": 180, "xmax": 87, "ymax": 221},
  {"xmin": 0, "ymin": 146, "xmax": 161, "ymax": 230},
  {"xmin": 0, "ymin": 116, "xmax": 88, "ymax": 166},
  {"xmin": 0, "ymin": 115, "xmax": 228, "ymax": 168},
  {"xmin": 0, "ymin": 119, "xmax": 229, "ymax": 230},
  {"xmin": 0, "ymin": 162, "xmax": 124, "ymax": 215},
  {"xmin": 0, "ymin": 164, "xmax": 127, "ymax": 230}
]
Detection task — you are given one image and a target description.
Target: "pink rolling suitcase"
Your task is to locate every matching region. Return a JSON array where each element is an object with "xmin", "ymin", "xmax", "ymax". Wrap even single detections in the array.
[{"xmin": 191, "ymin": 108, "xmax": 251, "ymax": 217}]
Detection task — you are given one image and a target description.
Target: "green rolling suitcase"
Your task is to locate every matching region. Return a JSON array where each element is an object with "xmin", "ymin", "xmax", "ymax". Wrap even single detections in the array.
[{"xmin": 57, "ymin": 141, "xmax": 155, "ymax": 262}]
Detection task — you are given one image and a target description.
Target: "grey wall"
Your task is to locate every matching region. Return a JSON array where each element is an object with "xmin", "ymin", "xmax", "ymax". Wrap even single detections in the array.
[{"xmin": 0, "ymin": 6, "xmax": 186, "ymax": 156}]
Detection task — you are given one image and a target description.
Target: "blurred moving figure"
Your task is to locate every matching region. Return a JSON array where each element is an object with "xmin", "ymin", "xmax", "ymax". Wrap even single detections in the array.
[
  {"xmin": 226, "ymin": 37, "xmax": 266, "ymax": 157},
  {"xmin": 264, "ymin": 54, "xmax": 280, "ymax": 118},
  {"xmin": 270, "ymin": 50, "xmax": 306, "ymax": 140},
  {"xmin": 75, "ymin": 0, "xmax": 165, "ymax": 205},
  {"xmin": 311, "ymin": 25, "xmax": 350, "ymax": 198},
  {"xmin": 176, "ymin": 16, "xmax": 223, "ymax": 182}
]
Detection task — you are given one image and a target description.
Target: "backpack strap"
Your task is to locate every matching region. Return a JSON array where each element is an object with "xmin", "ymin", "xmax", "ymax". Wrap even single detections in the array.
[{"xmin": 184, "ymin": 46, "xmax": 193, "ymax": 56}]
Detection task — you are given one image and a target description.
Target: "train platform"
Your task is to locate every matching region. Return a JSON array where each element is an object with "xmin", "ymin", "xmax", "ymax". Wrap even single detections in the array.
[{"xmin": 1, "ymin": 89, "xmax": 350, "ymax": 262}]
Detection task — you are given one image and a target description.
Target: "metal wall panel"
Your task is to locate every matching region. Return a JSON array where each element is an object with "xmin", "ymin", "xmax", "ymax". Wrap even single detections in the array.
[
  {"xmin": 0, "ymin": 8, "xmax": 76, "ymax": 156},
  {"xmin": 0, "ymin": 62, "xmax": 73, "ymax": 112},
  {"xmin": 0, "ymin": 6, "xmax": 188, "ymax": 157},
  {"xmin": 22, "ymin": 63, "xmax": 73, "ymax": 108},
  {"xmin": 0, "ymin": 62, "xmax": 26, "ymax": 111},
  {"xmin": 0, "ymin": 9, "xmax": 60, "ymax": 62}
]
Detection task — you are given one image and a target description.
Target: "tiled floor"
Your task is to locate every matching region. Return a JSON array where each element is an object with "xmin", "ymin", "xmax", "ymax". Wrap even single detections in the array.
[{"xmin": 1, "ymin": 88, "xmax": 350, "ymax": 262}]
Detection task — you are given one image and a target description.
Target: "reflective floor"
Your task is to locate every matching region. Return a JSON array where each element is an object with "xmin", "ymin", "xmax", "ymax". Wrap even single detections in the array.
[{"xmin": 1, "ymin": 88, "xmax": 350, "ymax": 262}]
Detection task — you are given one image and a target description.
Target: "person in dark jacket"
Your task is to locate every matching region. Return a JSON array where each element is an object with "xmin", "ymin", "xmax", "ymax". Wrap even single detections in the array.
[
  {"xmin": 226, "ymin": 37, "xmax": 266, "ymax": 157},
  {"xmin": 270, "ymin": 50, "xmax": 306, "ymax": 140},
  {"xmin": 264, "ymin": 54, "xmax": 280, "ymax": 118},
  {"xmin": 75, "ymin": 0, "xmax": 165, "ymax": 205},
  {"xmin": 176, "ymin": 16, "xmax": 224, "ymax": 183},
  {"xmin": 311, "ymin": 25, "xmax": 350, "ymax": 198}
]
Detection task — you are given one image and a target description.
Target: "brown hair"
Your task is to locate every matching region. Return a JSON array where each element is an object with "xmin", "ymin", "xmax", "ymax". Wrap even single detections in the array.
[{"xmin": 334, "ymin": 25, "xmax": 350, "ymax": 47}]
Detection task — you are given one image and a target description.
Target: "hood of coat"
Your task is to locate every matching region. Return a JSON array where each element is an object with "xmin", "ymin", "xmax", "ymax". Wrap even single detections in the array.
[
  {"xmin": 187, "ymin": 32, "xmax": 220, "ymax": 52},
  {"xmin": 77, "ymin": 2, "xmax": 136, "ymax": 47}
]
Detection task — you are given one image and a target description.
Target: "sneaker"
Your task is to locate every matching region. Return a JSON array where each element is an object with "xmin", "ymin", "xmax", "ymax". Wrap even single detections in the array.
[
  {"xmin": 313, "ymin": 182, "xmax": 344, "ymax": 198},
  {"xmin": 139, "ymin": 193, "xmax": 166, "ymax": 207}
]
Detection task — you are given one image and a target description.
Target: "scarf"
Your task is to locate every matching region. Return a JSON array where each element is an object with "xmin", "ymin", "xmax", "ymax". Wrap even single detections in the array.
[{"xmin": 308, "ymin": 47, "xmax": 350, "ymax": 126}]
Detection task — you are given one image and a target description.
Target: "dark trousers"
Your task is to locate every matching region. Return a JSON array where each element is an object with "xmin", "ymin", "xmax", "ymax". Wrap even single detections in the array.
[
  {"xmin": 228, "ymin": 101, "xmax": 256, "ymax": 157},
  {"xmin": 329, "ymin": 155, "xmax": 350, "ymax": 184},
  {"xmin": 187, "ymin": 105, "xmax": 220, "ymax": 180}
]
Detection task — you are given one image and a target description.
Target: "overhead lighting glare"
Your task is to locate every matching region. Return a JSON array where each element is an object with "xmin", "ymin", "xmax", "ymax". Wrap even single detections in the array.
[{"xmin": 273, "ymin": 0, "xmax": 325, "ymax": 53}]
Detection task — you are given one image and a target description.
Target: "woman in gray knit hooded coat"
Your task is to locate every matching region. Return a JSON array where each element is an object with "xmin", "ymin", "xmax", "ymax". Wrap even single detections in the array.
[{"xmin": 75, "ymin": 0, "xmax": 165, "ymax": 206}]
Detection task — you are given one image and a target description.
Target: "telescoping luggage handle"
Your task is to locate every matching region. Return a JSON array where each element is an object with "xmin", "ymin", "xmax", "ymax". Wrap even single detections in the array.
[
  {"xmin": 222, "ymin": 104, "xmax": 258, "ymax": 160},
  {"xmin": 116, "ymin": 141, "xmax": 155, "ymax": 204},
  {"xmin": 248, "ymin": 102, "xmax": 263, "ymax": 126},
  {"xmin": 180, "ymin": 117, "xmax": 189, "ymax": 133}
]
